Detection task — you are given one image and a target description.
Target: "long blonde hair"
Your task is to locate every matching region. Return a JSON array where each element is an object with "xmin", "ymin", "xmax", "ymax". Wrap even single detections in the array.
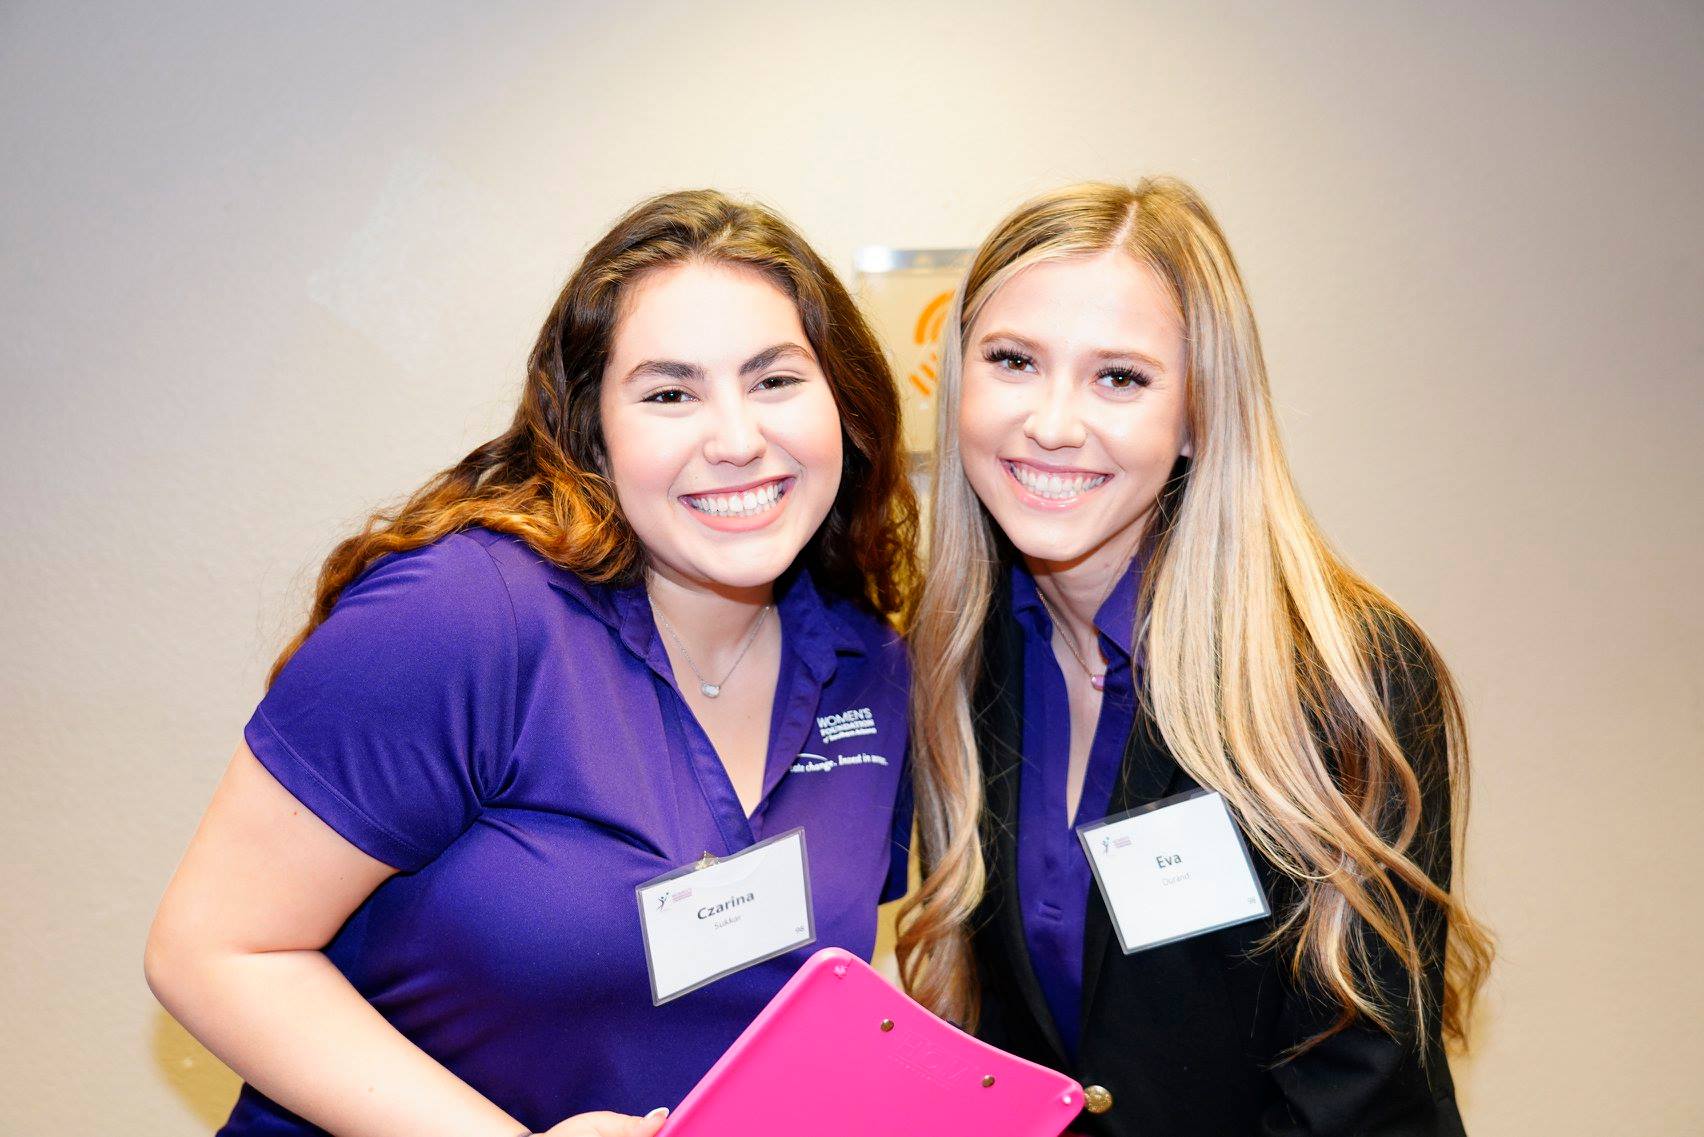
[{"xmin": 897, "ymin": 177, "xmax": 1492, "ymax": 1052}]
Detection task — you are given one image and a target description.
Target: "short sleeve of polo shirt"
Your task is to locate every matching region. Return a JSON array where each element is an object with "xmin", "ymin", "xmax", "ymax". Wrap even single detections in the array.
[{"xmin": 243, "ymin": 534, "xmax": 515, "ymax": 872}]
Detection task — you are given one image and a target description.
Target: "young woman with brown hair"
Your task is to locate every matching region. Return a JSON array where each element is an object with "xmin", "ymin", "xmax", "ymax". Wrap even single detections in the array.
[
  {"xmin": 898, "ymin": 178, "xmax": 1493, "ymax": 1136},
  {"xmin": 146, "ymin": 190, "xmax": 918, "ymax": 1137}
]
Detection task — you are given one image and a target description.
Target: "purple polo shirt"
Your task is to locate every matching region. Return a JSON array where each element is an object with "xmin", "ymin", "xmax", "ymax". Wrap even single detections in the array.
[
  {"xmin": 1012, "ymin": 553, "xmax": 1142, "ymax": 1058},
  {"xmin": 223, "ymin": 527, "xmax": 911, "ymax": 1135}
]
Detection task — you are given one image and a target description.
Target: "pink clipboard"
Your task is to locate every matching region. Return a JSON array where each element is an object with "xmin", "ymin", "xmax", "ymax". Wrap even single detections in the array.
[{"xmin": 660, "ymin": 947, "xmax": 1084, "ymax": 1137}]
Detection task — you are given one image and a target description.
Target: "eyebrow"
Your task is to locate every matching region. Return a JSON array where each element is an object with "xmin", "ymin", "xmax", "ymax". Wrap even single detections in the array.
[
  {"xmin": 740, "ymin": 342, "xmax": 814, "ymax": 376},
  {"xmin": 620, "ymin": 341, "xmax": 816, "ymax": 386},
  {"xmin": 975, "ymin": 329, "xmax": 1169, "ymax": 374}
]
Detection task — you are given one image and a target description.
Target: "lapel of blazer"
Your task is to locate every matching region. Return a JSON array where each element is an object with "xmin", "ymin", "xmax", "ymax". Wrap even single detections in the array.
[
  {"xmin": 1078, "ymin": 705, "xmax": 1189, "ymax": 1031},
  {"xmin": 978, "ymin": 570, "xmax": 1070, "ymax": 1068}
]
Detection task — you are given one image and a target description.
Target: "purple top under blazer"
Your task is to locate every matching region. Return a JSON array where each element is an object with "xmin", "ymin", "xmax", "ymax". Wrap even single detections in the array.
[
  {"xmin": 1011, "ymin": 553, "xmax": 1144, "ymax": 1058},
  {"xmin": 222, "ymin": 527, "xmax": 911, "ymax": 1135}
]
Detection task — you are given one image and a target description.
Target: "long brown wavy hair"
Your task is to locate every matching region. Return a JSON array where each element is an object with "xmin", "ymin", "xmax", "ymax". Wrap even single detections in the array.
[
  {"xmin": 269, "ymin": 189, "xmax": 918, "ymax": 684},
  {"xmin": 898, "ymin": 178, "xmax": 1492, "ymax": 1053}
]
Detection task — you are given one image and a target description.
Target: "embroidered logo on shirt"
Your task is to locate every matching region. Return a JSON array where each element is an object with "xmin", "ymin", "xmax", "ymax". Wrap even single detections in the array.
[
  {"xmin": 816, "ymin": 705, "xmax": 877, "ymax": 743},
  {"xmin": 789, "ymin": 751, "xmax": 890, "ymax": 774}
]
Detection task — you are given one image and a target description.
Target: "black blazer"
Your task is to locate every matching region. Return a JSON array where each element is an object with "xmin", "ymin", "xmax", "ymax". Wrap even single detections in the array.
[{"xmin": 970, "ymin": 573, "xmax": 1466, "ymax": 1136}]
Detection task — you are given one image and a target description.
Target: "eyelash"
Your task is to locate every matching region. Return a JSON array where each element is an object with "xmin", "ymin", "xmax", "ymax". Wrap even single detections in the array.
[
  {"xmin": 982, "ymin": 348, "xmax": 1153, "ymax": 390},
  {"xmin": 640, "ymin": 374, "xmax": 805, "ymax": 404}
]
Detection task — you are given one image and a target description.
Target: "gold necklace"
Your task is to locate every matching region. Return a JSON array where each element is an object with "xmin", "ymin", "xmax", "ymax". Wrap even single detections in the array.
[
  {"xmin": 1032, "ymin": 539, "xmax": 1144, "ymax": 693},
  {"xmin": 1033, "ymin": 586, "xmax": 1107, "ymax": 692}
]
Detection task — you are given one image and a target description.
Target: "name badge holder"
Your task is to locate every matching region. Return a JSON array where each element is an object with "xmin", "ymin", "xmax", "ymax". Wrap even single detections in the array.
[
  {"xmin": 636, "ymin": 827, "xmax": 816, "ymax": 1006},
  {"xmin": 1077, "ymin": 788, "xmax": 1271, "ymax": 954}
]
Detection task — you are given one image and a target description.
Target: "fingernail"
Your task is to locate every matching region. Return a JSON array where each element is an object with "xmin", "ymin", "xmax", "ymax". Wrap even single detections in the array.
[{"xmin": 645, "ymin": 1107, "xmax": 670, "ymax": 1120}]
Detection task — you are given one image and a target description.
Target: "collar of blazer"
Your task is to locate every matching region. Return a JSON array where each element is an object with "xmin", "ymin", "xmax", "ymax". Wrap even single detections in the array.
[{"xmin": 974, "ymin": 566, "xmax": 1188, "ymax": 1067}]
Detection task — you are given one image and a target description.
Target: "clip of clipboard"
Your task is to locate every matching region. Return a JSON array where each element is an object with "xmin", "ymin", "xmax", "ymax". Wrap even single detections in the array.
[{"xmin": 660, "ymin": 947, "xmax": 1085, "ymax": 1137}]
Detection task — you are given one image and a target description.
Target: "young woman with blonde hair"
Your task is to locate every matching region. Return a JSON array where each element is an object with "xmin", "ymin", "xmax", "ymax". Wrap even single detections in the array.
[
  {"xmin": 898, "ymin": 178, "xmax": 1492, "ymax": 1135},
  {"xmin": 146, "ymin": 189, "xmax": 917, "ymax": 1137}
]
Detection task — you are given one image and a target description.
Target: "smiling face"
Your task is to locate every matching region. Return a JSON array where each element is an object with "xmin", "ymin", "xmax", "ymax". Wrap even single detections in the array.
[
  {"xmin": 599, "ymin": 261, "xmax": 844, "ymax": 594},
  {"xmin": 958, "ymin": 251, "xmax": 1192, "ymax": 575}
]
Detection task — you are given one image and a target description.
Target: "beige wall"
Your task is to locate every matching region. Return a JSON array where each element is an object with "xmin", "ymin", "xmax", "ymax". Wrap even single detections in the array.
[{"xmin": 3, "ymin": 2, "xmax": 1700, "ymax": 1133}]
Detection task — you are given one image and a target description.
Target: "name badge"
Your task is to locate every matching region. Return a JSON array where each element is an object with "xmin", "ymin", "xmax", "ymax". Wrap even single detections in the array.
[
  {"xmin": 1077, "ymin": 789, "xmax": 1270, "ymax": 954},
  {"xmin": 635, "ymin": 827, "xmax": 816, "ymax": 1005}
]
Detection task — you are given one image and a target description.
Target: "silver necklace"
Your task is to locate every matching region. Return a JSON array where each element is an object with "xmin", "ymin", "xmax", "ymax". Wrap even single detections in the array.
[
  {"xmin": 650, "ymin": 598, "xmax": 771, "ymax": 698},
  {"xmin": 1034, "ymin": 587, "xmax": 1107, "ymax": 692}
]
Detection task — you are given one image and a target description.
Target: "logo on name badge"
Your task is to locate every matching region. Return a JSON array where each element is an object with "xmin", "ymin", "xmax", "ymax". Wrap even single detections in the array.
[
  {"xmin": 816, "ymin": 705, "xmax": 878, "ymax": 743},
  {"xmin": 1099, "ymin": 833, "xmax": 1134, "ymax": 856},
  {"xmin": 655, "ymin": 887, "xmax": 694, "ymax": 911}
]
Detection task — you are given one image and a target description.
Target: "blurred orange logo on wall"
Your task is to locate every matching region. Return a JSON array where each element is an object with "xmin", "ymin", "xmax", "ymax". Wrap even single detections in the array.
[
  {"xmin": 907, "ymin": 289, "xmax": 953, "ymax": 397},
  {"xmin": 854, "ymin": 248, "xmax": 970, "ymax": 455}
]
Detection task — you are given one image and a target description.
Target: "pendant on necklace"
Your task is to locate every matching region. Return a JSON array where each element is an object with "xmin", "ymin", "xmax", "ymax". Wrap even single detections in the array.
[
  {"xmin": 701, "ymin": 683, "xmax": 721, "ymax": 698},
  {"xmin": 1090, "ymin": 675, "xmax": 1106, "ymax": 692}
]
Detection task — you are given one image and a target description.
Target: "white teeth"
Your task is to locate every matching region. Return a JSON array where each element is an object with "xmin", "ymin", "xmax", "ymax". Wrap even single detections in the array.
[
  {"xmin": 1006, "ymin": 462, "xmax": 1107, "ymax": 500},
  {"xmin": 684, "ymin": 481, "xmax": 789, "ymax": 517}
]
